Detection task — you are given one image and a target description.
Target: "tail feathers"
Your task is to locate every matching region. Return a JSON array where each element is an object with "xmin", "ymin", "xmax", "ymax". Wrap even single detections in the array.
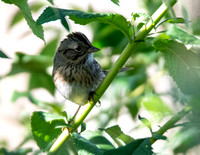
[{"xmin": 103, "ymin": 67, "xmax": 133, "ymax": 75}]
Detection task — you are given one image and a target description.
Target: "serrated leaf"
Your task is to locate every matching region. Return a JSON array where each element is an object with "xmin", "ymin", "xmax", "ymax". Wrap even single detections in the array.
[
  {"xmin": 104, "ymin": 125, "xmax": 134, "ymax": 147},
  {"xmin": 71, "ymin": 132, "xmax": 103, "ymax": 155},
  {"xmin": 138, "ymin": 115, "xmax": 152, "ymax": 132},
  {"xmin": 81, "ymin": 131, "xmax": 115, "ymax": 150},
  {"xmin": 9, "ymin": 3, "xmax": 45, "ymax": 29},
  {"xmin": 153, "ymin": 36, "xmax": 200, "ymax": 96},
  {"xmin": 166, "ymin": 25, "xmax": 200, "ymax": 45},
  {"xmin": 0, "ymin": 50, "xmax": 9, "ymax": 58},
  {"xmin": 36, "ymin": 7, "xmax": 132, "ymax": 41},
  {"xmin": 2, "ymin": 0, "xmax": 44, "ymax": 41},
  {"xmin": 103, "ymin": 138, "xmax": 153, "ymax": 155},
  {"xmin": 31, "ymin": 111, "xmax": 65, "ymax": 151}
]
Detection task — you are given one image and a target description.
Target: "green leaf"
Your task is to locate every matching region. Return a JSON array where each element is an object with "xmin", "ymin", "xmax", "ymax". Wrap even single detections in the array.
[
  {"xmin": 80, "ymin": 122, "xmax": 86, "ymax": 133},
  {"xmin": 180, "ymin": 2, "xmax": 189, "ymax": 27},
  {"xmin": 104, "ymin": 125, "xmax": 134, "ymax": 146},
  {"xmin": 47, "ymin": 0, "xmax": 54, "ymax": 5},
  {"xmin": 29, "ymin": 72, "xmax": 55, "ymax": 95},
  {"xmin": 166, "ymin": 26, "xmax": 200, "ymax": 45},
  {"xmin": 132, "ymin": 12, "xmax": 154, "ymax": 36},
  {"xmin": 7, "ymin": 52, "xmax": 52, "ymax": 75},
  {"xmin": 31, "ymin": 111, "xmax": 65, "ymax": 151},
  {"xmin": 132, "ymin": 12, "xmax": 153, "ymax": 22},
  {"xmin": 11, "ymin": 91, "xmax": 31, "ymax": 102},
  {"xmin": 131, "ymin": 138, "xmax": 153, "ymax": 155},
  {"xmin": 0, "ymin": 50, "xmax": 9, "ymax": 58},
  {"xmin": 9, "ymin": 3, "xmax": 45, "ymax": 28},
  {"xmin": 156, "ymin": 18, "xmax": 185, "ymax": 28},
  {"xmin": 103, "ymin": 138, "xmax": 153, "ymax": 155},
  {"xmin": 153, "ymin": 35, "xmax": 200, "ymax": 96},
  {"xmin": 81, "ymin": 131, "xmax": 115, "ymax": 150},
  {"xmin": 36, "ymin": 7, "xmax": 132, "ymax": 41},
  {"xmin": 152, "ymin": 134, "xmax": 167, "ymax": 140},
  {"xmin": 71, "ymin": 132, "xmax": 103, "ymax": 155},
  {"xmin": 191, "ymin": 17, "xmax": 200, "ymax": 35},
  {"xmin": 0, "ymin": 147, "xmax": 32, "ymax": 155},
  {"xmin": 111, "ymin": 0, "xmax": 119, "ymax": 6},
  {"xmin": 138, "ymin": 94, "xmax": 172, "ymax": 114},
  {"xmin": 7, "ymin": 53, "xmax": 55, "ymax": 94},
  {"xmin": 138, "ymin": 115, "xmax": 152, "ymax": 132},
  {"xmin": 2, "ymin": 0, "xmax": 44, "ymax": 41},
  {"xmin": 40, "ymin": 36, "xmax": 60, "ymax": 57}
]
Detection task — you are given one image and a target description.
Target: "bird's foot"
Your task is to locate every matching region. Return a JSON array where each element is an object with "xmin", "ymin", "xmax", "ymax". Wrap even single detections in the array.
[{"xmin": 88, "ymin": 91, "xmax": 101, "ymax": 106}]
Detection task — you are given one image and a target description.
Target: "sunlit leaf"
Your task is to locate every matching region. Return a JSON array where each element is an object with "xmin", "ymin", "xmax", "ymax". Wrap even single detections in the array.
[
  {"xmin": 154, "ymin": 35, "xmax": 200, "ymax": 96},
  {"xmin": 11, "ymin": 91, "xmax": 31, "ymax": 102},
  {"xmin": 104, "ymin": 125, "xmax": 134, "ymax": 146},
  {"xmin": 166, "ymin": 26, "xmax": 200, "ymax": 45},
  {"xmin": 138, "ymin": 115, "xmax": 152, "ymax": 132},
  {"xmin": 31, "ymin": 111, "xmax": 65, "ymax": 151},
  {"xmin": 138, "ymin": 94, "xmax": 172, "ymax": 114}
]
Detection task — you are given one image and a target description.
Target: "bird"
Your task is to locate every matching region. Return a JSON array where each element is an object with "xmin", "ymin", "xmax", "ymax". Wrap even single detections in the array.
[{"xmin": 52, "ymin": 32, "xmax": 130, "ymax": 121}]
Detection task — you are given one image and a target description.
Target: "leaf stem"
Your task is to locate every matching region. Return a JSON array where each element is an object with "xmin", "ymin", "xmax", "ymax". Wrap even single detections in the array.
[
  {"xmin": 150, "ymin": 106, "xmax": 192, "ymax": 144},
  {"xmin": 49, "ymin": 0, "xmax": 178, "ymax": 153}
]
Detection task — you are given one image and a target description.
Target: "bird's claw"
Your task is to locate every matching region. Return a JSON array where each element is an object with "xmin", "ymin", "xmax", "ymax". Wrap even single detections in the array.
[{"xmin": 88, "ymin": 91, "xmax": 101, "ymax": 106}]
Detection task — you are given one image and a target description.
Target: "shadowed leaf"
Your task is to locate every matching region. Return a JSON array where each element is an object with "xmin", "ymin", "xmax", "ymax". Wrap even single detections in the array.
[{"xmin": 36, "ymin": 7, "xmax": 132, "ymax": 40}]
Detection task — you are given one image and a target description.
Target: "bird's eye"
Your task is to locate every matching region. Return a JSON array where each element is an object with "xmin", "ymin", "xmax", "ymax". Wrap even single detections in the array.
[
  {"xmin": 63, "ymin": 50, "xmax": 68, "ymax": 55},
  {"xmin": 75, "ymin": 46, "xmax": 82, "ymax": 52}
]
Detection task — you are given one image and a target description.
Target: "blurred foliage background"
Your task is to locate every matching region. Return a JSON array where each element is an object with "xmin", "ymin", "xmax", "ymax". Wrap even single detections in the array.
[{"xmin": 0, "ymin": 0, "xmax": 200, "ymax": 154}]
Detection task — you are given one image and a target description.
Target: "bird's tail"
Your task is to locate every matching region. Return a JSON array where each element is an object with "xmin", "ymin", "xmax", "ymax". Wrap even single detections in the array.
[{"xmin": 103, "ymin": 67, "xmax": 133, "ymax": 75}]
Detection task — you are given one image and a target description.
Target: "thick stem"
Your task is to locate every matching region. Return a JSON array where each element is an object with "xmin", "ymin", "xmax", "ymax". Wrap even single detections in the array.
[{"xmin": 49, "ymin": 0, "xmax": 178, "ymax": 153}]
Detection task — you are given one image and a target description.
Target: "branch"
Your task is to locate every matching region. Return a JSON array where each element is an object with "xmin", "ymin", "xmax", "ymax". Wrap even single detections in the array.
[
  {"xmin": 150, "ymin": 106, "xmax": 192, "ymax": 144},
  {"xmin": 49, "ymin": 0, "xmax": 178, "ymax": 153}
]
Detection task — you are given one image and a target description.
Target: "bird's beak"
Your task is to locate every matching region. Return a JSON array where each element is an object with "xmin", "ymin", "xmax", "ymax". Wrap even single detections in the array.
[{"xmin": 87, "ymin": 46, "xmax": 100, "ymax": 53}]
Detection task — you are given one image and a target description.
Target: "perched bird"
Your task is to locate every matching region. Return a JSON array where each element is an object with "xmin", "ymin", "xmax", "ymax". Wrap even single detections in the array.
[
  {"xmin": 53, "ymin": 32, "xmax": 130, "ymax": 120},
  {"xmin": 53, "ymin": 32, "xmax": 105, "ymax": 107}
]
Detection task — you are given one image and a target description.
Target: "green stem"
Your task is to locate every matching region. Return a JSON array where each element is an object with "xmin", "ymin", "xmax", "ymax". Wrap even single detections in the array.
[
  {"xmin": 150, "ymin": 106, "xmax": 192, "ymax": 144},
  {"xmin": 49, "ymin": 0, "xmax": 178, "ymax": 153}
]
